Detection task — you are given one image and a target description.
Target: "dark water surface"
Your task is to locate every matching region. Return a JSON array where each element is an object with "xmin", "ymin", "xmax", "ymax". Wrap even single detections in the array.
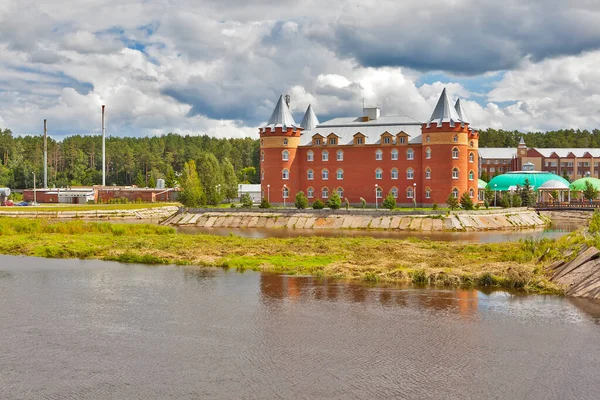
[
  {"xmin": 178, "ymin": 220, "xmax": 580, "ymax": 243},
  {"xmin": 1, "ymin": 255, "xmax": 599, "ymax": 399}
]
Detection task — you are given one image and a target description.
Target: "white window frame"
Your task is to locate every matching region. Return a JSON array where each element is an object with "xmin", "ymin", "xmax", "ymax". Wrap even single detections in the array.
[
  {"xmin": 307, "ymin": 151, "xmax": 314, "ymax": 162},
  {"xmin": 376, "ymin": 187, "xmax": 383, "ymax": 199},
  {"xmin": 322, "ymin": 169, "xmax": 329, "ymax": 180},
  {"xmin": 406, "ymin": 187, "xmax": 414, "ymax": 199},
  {"xmin": 407, "ymin": 149, "xmax": 414, "ymax": 160},
  {"xmin": 336, "ymin": 169, "xmax": 344, "ymax": 180},
  {"xmin": 426, "ymin": 147, "xmax": 431, "ymax": 159},
  {"xmin": 282, "ymin": 169, "xmax": 290, "ymax": 180},
  {"xmin": 322, "ymin": 188, "xmax": 329, "ymax": 198},
  {"xmin": 391, "ymin": 149, "xmax": 398, "ymax": 160},
  {"xmin": 376, "ymin": 149, "xmax": 383, "ymax": 161},
  {"xmin": 391, "ymin": 168, "xmax": 398, "ymax": 180},
  {"xmin": 452, "ymin": 147, "xmax": 459, "ymax": 159},
  {"xmin": 307, "ymin": 169, "xmax": 314, "ymax": 180},
  {"xmin": 375, "ymin": 169, "xmax": 383, "ymax": 180},
  {"xmin": 407, "ymin": 168, "xmax": 414, "ymax": 180},
  {"xmin": 425, "ymin": 189, "xmax": 431, "ymax": 199},
  {"xmin": 336, "ymin": 150, "xmax": 344, "ymax": 161},
  {"xmin": 282, "ymin": 150, "xmax": 289, "ymax": 161},
  {"xmin": 282, "ymin": 188, "xmax": 289, "ymax": 198},
  {"xmin": 307, "ymin": 188, "xmax": 314, "ymax": 198},
  {"xmin": 322, "ymin": 150, "xmax": 329, "ymax": 161},
  {"xmin": 452, "ymin": 168, "xmax": 459, "ymax": 179},
  {"xmin": 425, "ymin": 168, "xmax": 431, "ymax": 179}
]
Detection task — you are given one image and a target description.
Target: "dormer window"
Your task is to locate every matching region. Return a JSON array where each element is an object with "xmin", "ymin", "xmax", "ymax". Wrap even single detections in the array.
[
  {"xmin": 315, "ymin": 138, "xmax": 321, "ymax": 145},
  {"xmin": 399, "ymin": 137, "xmax": 406, "ymax": 144},
  {"xmin": 354, "ymin": 133, "xmax": 366, "ymax": 145},
  {"xmin": 356, "ymin": 137, "xmax": 363, "ymax": 145},
  {"xmin": 329, "ymin": 138, "xmax": 336, "ymax": 145},
  {"xmin": 383, "ymin": 136, "xmax": 391, "ymax": 144}
]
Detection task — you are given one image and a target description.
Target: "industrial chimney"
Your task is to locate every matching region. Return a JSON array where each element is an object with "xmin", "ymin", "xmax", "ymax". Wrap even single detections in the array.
[
  {"xmin": 102, "ymin": 105, "xmax": 106, "ymax": 186},
  {"xmin": 44, "ymin": 119, "xmax": 48, "ymax": 189}
]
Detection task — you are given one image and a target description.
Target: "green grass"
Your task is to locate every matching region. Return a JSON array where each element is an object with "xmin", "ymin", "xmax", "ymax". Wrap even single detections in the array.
[
  {"xmin": 0, "ymin": 217, "xmax": 566, "ymax": 294},
  {"xmin": 0, "ymin": 203, "xmax": 179, "ymax": 212}
]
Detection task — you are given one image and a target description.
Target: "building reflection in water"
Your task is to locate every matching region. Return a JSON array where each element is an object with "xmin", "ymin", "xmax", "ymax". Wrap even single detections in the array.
[{"xmin": 259, "ymin": 273, "xmax": 480, "ymax": 318}]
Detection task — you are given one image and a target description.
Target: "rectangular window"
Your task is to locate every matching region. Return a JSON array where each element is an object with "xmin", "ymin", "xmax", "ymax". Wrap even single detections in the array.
[
  {"xmin": 337, "ymin": 152, "xmax": 343, "ymax": 161},
  {"xmin": 329, "ymin": 138, "xmax": 336, "ymax": 145},
  {"xmin": 356, "ymin": 138, "xmax": 363, "ymax": 145},
  {"xmin": 426, "ymin": 191, "xmax": 431, "ymax": 199},
  {"xmin": 490, "ymin": 167, "xmax": 495, "ymax": 173},
  {"xmin": 383, "ymin": 137, "xmax": 390, "ymax": 144},
  {"xmin": 315, "ymin": 139, "xmax": 321, "ymax": 145},
  {"xmin": 399, "ymin": 137, "xmax": 405, "ymax": 144}
]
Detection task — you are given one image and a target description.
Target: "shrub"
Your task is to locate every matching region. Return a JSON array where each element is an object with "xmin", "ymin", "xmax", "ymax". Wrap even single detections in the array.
[
  {"xmin": 590, "ymin": 209, "xmax": 600, "ymax": 234},
  {"xmin": 327, "ymin": 193, "xmax": 342, "ymax": 210},
  {"xmin": 432, "ymin": 203, "xmax": 438, "ymax": 211},
  {"xmin": 460, "ymin": 192, "xmax": 474, "ymax": 210},
  {"xmin": 294, "ymin": 191, "xmax": 308, "ymax": 209},
  {"xmin": 382, "ymin": 193, "xmax": 396, "ymax": 210},
  {"xmin": 230, "ymin": 203, "xmax": 236, "ymax": 208},
  {"xmin": 258, "ymin": 198, "xmax": 271, "ymax": 209},
  {"xmin": 446, "ymin": 193, "xmax": 459, "ymax": 210},
  {"xmin": 312, "ymin": 199, "xmax": 325, "ymax": 209},
  {"xmin": 240, "ymin": 193, "xmax": 253, "ymax": 208}
]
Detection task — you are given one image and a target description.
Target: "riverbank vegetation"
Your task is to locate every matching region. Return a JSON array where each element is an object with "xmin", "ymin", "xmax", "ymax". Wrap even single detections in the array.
[{"xmin": 0, "ymin": 217, "xmax": 567, "ymax": 294}]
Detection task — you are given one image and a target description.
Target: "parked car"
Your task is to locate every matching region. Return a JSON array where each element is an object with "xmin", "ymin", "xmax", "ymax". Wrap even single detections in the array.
[
  {"xmin": 1, "ymin": 200, "xmax": 14, "ymax": 206},
  {"xmin": 15, "ymin": 201, "xmax": 29, "ymax": 206}
]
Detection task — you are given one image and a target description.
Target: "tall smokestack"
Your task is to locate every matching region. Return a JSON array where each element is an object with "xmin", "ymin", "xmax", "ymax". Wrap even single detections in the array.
[
  {"xmin": 102, "ymin": 105, "xmax": 106, "ymax": 186},
  {"xmin": 44, "ymin": 119, "xmax": 48, "ymax": 189}
]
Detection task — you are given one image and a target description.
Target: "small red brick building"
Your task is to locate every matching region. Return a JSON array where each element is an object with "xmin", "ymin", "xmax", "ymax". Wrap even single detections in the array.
[{"xmin": 260, "ymin": 89, "xmax": 479, "ymax": 206}]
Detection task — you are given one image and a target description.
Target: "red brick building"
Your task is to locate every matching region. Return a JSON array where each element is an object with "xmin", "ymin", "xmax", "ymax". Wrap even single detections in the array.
[{"xmin": 260, "ymin": 89, "xmax": 479, "ymax": 206}]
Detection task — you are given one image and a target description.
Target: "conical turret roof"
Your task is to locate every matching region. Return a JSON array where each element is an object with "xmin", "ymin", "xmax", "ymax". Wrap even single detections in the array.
[
  {"xmin": 263, "ymin": 95, "xmax": 299, "ymax": 131},
  {"xmin": 519, "ymin": 136, "xmax": 526, "ymax": 145},
  {"xmin": 454, "ymin": 98, "xmax": 469, "ymax": 124},
  {"xmin": 427, "ymin": 88, "xmax": 462, "ymax": 128},
  {"xmin": 300, "ymin": 104, "xmax": 319, "ymax": 130}
]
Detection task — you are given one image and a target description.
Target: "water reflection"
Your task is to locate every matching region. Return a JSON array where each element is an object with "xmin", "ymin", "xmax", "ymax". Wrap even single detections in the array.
[{"xmin": 179, "ymin": 220, "xmax": 580, "ymax": 243}]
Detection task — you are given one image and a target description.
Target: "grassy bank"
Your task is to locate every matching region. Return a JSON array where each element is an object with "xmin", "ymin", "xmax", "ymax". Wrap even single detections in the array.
[
  {"xmin": 0, "ymin": 217, "xmax": 562, "ymax": 294},
  {"xmin": 0, "ymin": 203, "xmax": 179, "ymax": 212}
]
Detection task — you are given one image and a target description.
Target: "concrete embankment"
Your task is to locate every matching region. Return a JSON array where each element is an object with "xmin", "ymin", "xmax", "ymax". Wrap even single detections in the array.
[
  {"xmin": 539, "ymin": 210, "xmax": 593, "ymax": 223},
  {"xmin": 0, "ymin": 206, "xmax": 179, "ymax": 221},
  {"xmin": 550, "ymin": 246, "xmax": 600, "ymax": 299},
  {"xmin": 164, "ymin": 208, "xmax": 549, "ymax": 231}
]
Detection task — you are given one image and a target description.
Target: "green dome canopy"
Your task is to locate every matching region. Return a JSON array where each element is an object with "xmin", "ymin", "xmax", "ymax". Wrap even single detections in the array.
[
  {"xmin": 486, "ymin": 171, "xmax": 569, "ymax": 191},
  {"xmin": 569, "ymin": 177, "xmax": 600, "ymax": 191}
]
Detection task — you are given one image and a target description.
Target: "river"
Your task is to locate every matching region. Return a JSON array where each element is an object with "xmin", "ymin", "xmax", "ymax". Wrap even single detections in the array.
[
  {"xmin": 178, "ymin": 220, "xmax": 581, "ymax": 243},
  {"xmin": 1, "ymin": 255, "xmax": 599, "ymax": 399}
]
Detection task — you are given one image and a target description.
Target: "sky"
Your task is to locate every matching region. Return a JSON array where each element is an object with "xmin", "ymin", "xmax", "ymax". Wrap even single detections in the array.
[{"xmin": 1, "ymin": 0, "xmax": 600, "ymax": 139}]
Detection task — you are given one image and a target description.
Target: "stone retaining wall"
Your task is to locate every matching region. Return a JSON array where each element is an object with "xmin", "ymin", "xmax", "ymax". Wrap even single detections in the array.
[
  {"xmin": 164, "ymin": 209, "xmax": 549, "ymax": 231},
  {"xmin": 0, "ymin": 206, "xmax": 179, "ymax": 221}
]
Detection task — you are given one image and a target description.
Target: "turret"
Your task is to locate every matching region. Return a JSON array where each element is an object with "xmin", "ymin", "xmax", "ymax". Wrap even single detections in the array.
[
  {"xmin": 422, "ymin": 89, "xmax": 478, "ymax": 204},
  {"xmin": 259, "ymin": 95, "xmax": 302, "ymax": 205}
]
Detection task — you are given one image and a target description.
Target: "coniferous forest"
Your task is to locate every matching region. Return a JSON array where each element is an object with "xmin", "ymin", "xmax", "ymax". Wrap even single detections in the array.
[{"xmin": 1, "ymin": 127, "xmax": 600, "ymax": 190}]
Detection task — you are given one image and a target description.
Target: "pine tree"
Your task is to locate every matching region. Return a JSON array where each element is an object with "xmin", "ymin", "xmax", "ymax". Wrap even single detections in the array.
[
  {"xmin": 327, "ymin": 193, "xmax": 342, "ymax": 209},
  {"xmin": 165, "ymin": 165, "xmax": 176, "ymax": 188},
  {"xmin": 583, "ymin": 180, "xmax": 599, "ymax": 201},
  {"xmin": 446, "ymin": 192, "xmax": 459, "ymax": 210},
  {"xmin": 382, "ymin": 193, "xmax": 396, "ymax": 210},
  {"xmin": 135, "ymin": 172, "xmax": 145, "ymax": 188},
  {"xmin": 294, "ymin": 191, "xmax": 308, "ymax": 209},
  {"xmin": 459, "ymin": 192, "xmax": 474, "ymax": 210},
  {"xmin": 148, "ymin": 175, "xmax": 156, "ymax": 189}
]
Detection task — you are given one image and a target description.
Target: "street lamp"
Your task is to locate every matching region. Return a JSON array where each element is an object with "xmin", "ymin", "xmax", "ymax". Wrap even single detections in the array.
[
  {"xmin": 267, "ymin": 184, "xmax": 270, "ymax": 203},
  {"xmin": 375, "ymin": 184, "xmax": 378, "ymax": 210},
  {"xmin": 494, "ymin": 183, "xmax": 497, "ymax": 208},
  {"xmin": 283, "ymin": 184, "xmax": 287, "ymax": 208},
  {"xmin": 32, "ymin": 172, "xmax": 36, "ymax": 205},
  {"xmin": 413, "ymin": 182, "xmax": 417, "ymax": 210}
]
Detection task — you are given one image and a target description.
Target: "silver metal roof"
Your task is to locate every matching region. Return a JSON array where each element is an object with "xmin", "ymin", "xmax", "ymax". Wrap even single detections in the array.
[
  {"xmin": 300, "ymin": 104, "xmax": 319, "ymax": 130},
  {"xmin": 519, "ymin": 136, "xmax": 526, "ymax": 145},
  {"xmin": 478, "ymin": 148, "xmax": 517, "ymax": 159},
  {"xmin": 427, "ymin": 88, "xmax": 462, "ymax": 128},
  {"xmin": 539, "ymin": 180, "xmax": 570, "ymax": 189},
  {"xmin": 535, "ymin": 148, "xmax": 600, "ymax": 158},
  {"xmin": 262, "ymin": 95, "xmax": 300, "ymax": 131},
  {"xmin": 454, "ymin": 98, "xmax": 469, "ymax": 124},
  {"xmin": 300, "ymin": 116, "xmax": 423, "ymax": 146}
]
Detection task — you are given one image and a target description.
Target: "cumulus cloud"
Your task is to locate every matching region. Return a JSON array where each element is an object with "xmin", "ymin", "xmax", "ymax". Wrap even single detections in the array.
[{"xmin": 0, "ymin": 0, "xmax": 599, "ymax": 139}]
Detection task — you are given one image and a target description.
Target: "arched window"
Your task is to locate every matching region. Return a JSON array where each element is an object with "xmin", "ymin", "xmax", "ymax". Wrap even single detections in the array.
[
  {"xmin": 452, "ymin": 147, "xmax": 459, "ymax": 159},
  {"xmin": 426, "ymin": 135, "xmax": 431, "ymax": 143},
  {"xmin": 307, "ymin": 150, "xmax": 314, "ymax": 162},
  {"xmin": 452, "ymin": 187, "xmax": 459, "ymax": 198},
  {"xmin": 470, "ymin": 140, "xmax": 474, "ymax": 147},
  {"xmin": 406, "ymin": 187, "xmax": 414, "ymax": 199},
  {"xmin": 453, "ymin": 135, "xmax": 458, "ymax": 143},
  {"xmin": 469, "ymin": 152, "xmax": 474, "ymax": 163},
  {"xmin": 425, "ymin": 168, "xmax": 431, "ymax": 179},
  {"xmin": 375, "ymin": 168, "xmax": 383, "ymax": 180},
  {"xmin": 375, "ymin": 149, "xmax": 383, "ymax": 160},
  {"xmin": 307, "ymin": 169, "xmax": 314, "ymax": 180},
  {"xmin": 407, "ymin": 168, "xmax": 414, "ymax": 179},
  {"xmin": 391, "ymin": 168, "xmax": 398, "ymax": 180},
  {"xmin": 322, "ymin": 169, "xmax": 329, "ymax": 180},
  {"xmin": 282, "ymin": 169, "xmax": 289, "ymax": 180},
  {"xmin": 469, "ymin": 170, "xmax": 474, "ymax": 180},
  {"xmin": 322, "ymin": 187, "xmax": 329, "ymax": 198},
  {"xmin": 282, "ymin": 187, "xmax": 289, "ymax": 198},
  {"xmin": 261, "ymin": 151, "xmax": 265, "ymax": 161},
  {"xmin": 425, "ymin": 147, "xmax": 431, "ymax": 159},
  {"xmin": 376, "ymin": 187, "xmax": 383, "ymax": 198},
  {"xmin": 337, "ymin": 187, "xmax": 344, "ymax": 198},
  {"xmin": 336, "ymin": 150, "xmax": 344, "ymax": 161},
  {"xmin": 469, "ymin": 187, "xmax": 475, "ymax": 198},
  {"xmin": 283, "ymin": 139, "xmax": 288, "ymax": 145},
  {"xmin": 452, "ymin": 168, "xmax": 459, "ymax": 179},
  {"xmin": 261, "ymin": 169, "xmax": 265, "ymax": 180},
  {"xmin": 391, "ymin": 149, "xmax": 399, "ymax": 160},
  {"xmin": 407, "ymin": 148, "xmax": 414, "ymax": 160},
  {"xmin": 322, "ymin": 150, "xmax": 329, "ymax": 161},
  {"xmin": 391, "ymin": 187, "xmax": 398, "ymax": 198},
  {"xmin": 425, "ymin": 187, "xmax": 431, "ymax": 199},
  {"xmin": 282, "ymin": 150, "xmax": 289, "ymax": 161},
  {"xmin": 336, "ymin": 169, "xmax": 344, "ymax": 180},
  {"xmin": 307, "ymin": 187, "xmax": 314, "ymax": 198}
]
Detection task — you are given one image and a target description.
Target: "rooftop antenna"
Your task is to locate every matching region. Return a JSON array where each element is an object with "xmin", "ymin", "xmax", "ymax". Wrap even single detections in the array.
[
  {"xmin": 43, "ymin": 119, "xmax": 48, "ymax": 189},
  {"xmin": 284, "ymin": 94, "xmax": 291, "ymax": 108},
  {"xmin": 102, "ymin": 105, "xmax": 106, "ymax": 187}
]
